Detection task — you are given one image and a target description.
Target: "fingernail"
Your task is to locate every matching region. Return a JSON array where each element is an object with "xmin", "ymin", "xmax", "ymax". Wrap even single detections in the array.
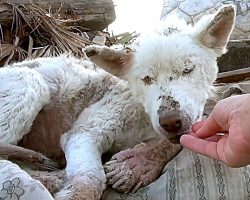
[{"xmin": 180, "ymin": 134, "xmax": 188, "ymax": 143}]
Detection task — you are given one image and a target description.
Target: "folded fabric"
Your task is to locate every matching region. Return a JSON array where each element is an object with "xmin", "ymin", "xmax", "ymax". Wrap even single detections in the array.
[{"xmin": 0, "ymin": 159, "xmax": 54, "ymax": 200}]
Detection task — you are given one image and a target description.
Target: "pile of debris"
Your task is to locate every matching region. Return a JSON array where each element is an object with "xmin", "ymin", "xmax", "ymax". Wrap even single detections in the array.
[{"xmin": 0, "ymin": 1, "xmax": 138, "ymax": 66}]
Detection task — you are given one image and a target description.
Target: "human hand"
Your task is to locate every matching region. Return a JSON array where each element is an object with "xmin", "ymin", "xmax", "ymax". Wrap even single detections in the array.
[{"xmin": 180, "ymin": 94, "xmax": 250, "ymax": 167}]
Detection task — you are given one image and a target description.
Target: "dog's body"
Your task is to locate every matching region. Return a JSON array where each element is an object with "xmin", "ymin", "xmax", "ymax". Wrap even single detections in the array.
[
  {"xmin": 0, "ymin": 5, "xmax": 236, "ymax": 200},
  {"xmin": 10, "ymin": 56, "xmax": 151, "ymax": 160},
  {"xmin": 1, "ymin": 53, "xmax": 172, "ymax": 199}
]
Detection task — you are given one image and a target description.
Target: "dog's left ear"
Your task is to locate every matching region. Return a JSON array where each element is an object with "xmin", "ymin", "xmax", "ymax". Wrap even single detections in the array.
[
  {"xmin": 84, "ymin": 45, "xmax": 134, "ymax": 79},
  {"xmin": 193, "ymin": 5, "xmax": 236, "ymax": 55}
]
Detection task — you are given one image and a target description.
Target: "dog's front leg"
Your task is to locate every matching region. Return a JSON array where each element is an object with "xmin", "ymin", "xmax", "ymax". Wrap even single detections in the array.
[
  {"xmin": 104, "ymin": 138, "xmax": 182, "ymax": 193},
  {"xmin": 55, "ymin": 131, "xmax": 107, "ymax": 200}
]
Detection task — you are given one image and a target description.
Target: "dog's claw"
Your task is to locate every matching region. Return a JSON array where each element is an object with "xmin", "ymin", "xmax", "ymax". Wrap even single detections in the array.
[
  {"xmin": 105, "ymin": 168, "xmax": 119, "ymax": 179},
  {"xmin": 112, "ymin": 176, "xmax": 127, "ymax": 189},
  {"xmin": 132, "ymin": 181, "xmax": 143, "ymax": 193},
  {"xmin": 104, "ymin": 159, "xmax": 117, "ymax": 166}
]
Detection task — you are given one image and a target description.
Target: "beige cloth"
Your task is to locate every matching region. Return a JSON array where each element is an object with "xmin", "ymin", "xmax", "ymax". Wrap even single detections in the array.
[{"xmin": 0, "ymin": 160, "xmax": 54, "ymax": 200}]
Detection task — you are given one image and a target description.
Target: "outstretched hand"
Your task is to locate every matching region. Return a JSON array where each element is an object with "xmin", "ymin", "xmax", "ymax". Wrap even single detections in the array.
[{"xmin": 180, "ymin": 94, "xmax": 250, "ymax": 167}]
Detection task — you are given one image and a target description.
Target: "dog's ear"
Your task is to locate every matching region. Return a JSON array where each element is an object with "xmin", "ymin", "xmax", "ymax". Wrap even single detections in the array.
[
  {"xmin": 193, "ymin": 5, "xmax": 236, "ymax": 55},
  {"xmin": 84, "ymin": 45, "xmax": 134, "ymax": 78}
]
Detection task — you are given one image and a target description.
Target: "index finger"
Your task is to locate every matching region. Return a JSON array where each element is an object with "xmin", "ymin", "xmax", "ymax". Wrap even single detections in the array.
[{"xmin": 180, "ymin": 134, "xmax": 227, "ymax": 161}]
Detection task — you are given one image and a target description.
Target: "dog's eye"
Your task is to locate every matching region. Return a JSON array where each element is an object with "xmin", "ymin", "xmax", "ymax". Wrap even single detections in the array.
[
  {"xmin": 183, "ymin": 66, "xmax": 194, "ymax": 74},
  {"xmin": 141, "ymin": 76, "xmax": 154, "ymax": 85}
]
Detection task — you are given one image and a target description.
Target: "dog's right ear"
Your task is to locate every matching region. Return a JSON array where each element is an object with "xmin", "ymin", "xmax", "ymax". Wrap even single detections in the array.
[
  {"xmin": 84, "ymin": 45, "xmax": 134, "ymax": 79},
  {"xmin": 193, "ymin": 5, "xmax": 236, "ymax": 55}
]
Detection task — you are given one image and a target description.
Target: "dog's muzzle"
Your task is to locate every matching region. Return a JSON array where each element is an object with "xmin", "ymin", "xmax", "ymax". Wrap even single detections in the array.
[{"xmin": 159, "ymin": 110, "xmax": 190, "ymax": 143}]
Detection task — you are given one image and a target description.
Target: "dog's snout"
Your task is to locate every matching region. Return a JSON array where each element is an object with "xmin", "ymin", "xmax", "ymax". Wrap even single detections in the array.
[{"xmin": 159, "ymin": 110, "xmax": 183, "ymax": 133}]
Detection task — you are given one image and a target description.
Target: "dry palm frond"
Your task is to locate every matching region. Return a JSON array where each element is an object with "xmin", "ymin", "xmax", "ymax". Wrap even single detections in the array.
[
  {"xmin": 0, "ymin": 3, "xmax": 93, "ymax": 66},
  {"xmin": 0, "ymin": 36, "xmax": 27, "ymax": 65},
  {"xmin": 108, "ymin": 31, "xmax": 140, "ymax": 46},
  {"xmin": 0, "ymin": 2, "xmax": 137, "ymax": 66},
  {"xmin": 29, "ymin": 5, "xmax": 91, "ymax": 54},
  {"xmin": 0, "ymin": 43, "xmax": 14, "ymax": 60}
]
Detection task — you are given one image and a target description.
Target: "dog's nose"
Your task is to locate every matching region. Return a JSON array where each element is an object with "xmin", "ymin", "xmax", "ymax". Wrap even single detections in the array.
[{"xmin": 159, "ymin": 110, "xmax": 183, "ymax": 133}]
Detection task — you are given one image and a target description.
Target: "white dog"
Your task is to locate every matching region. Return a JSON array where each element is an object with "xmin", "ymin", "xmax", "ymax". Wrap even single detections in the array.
[{"xmin": 0, "ymin": 5, "xmax": 236, "ymax": 200}]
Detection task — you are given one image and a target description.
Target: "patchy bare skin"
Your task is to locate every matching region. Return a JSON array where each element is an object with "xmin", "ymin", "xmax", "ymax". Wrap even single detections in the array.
[
  {"xmin": 18, "ymin": 76, "xmax": 114, "ymax": 167},
  {"xmin": 18, "ymin": 102, "xmax": 84, "ymax": 167},
  {"xmin": 18, "ymin": 105, "xmax": 69, "ymax": 164}
]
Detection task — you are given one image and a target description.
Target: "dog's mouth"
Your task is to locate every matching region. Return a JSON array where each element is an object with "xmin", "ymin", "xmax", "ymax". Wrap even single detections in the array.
[
  {"xmin": 168, "ymin": 135, "xmax": 181, "ymax": 144},
  {"xmin": 167, "ymin": 131, "xmax": 189, "ymax": 144}
]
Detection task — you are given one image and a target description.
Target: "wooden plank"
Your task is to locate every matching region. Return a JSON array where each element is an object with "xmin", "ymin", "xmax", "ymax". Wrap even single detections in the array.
[
  {"xmin": 216, "ymin": 67, "xmax": 250, "ymax": 83},
  {"xmin": 218, "ymin": 40, "xmax": 250, "ymax": 72}
]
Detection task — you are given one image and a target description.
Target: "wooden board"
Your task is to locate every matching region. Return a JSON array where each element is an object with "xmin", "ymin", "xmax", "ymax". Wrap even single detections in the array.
[
  {"xmin": 218, "ymin": 39, "xmax": 250, "ymax": 73},
  {"xmin": 217, "ymin": 67, "xmax": 250, "ymax": 83}
]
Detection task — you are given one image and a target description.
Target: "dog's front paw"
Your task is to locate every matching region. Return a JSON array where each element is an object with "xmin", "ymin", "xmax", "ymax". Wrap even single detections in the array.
[
  {"xmin": 104, "ymin": 144, "xmax": 164, "ymax": 193},
  {"xmin": 104, "ymin": 158, "xmax": 136, "ymax": 193}
]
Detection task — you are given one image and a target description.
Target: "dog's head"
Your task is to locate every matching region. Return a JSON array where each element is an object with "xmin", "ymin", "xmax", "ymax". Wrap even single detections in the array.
[{"xmin": 85, "ymin": 5, "xmax": 236, "ymax": 143}]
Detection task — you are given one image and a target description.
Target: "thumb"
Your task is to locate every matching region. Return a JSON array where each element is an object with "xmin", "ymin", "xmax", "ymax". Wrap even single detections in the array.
[{"xmin": 194, "ymin": 112, "xmax": 224, "ymax": 138}]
